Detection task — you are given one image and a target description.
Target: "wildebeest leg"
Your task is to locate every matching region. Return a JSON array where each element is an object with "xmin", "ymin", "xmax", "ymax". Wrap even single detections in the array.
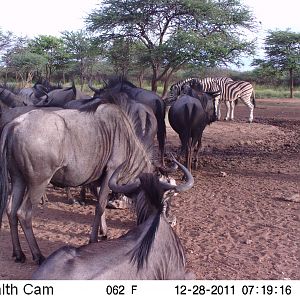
[
  {"xmin": 89, "ymin": 171, "xmax": 112, "ymax": 243},
  {"xmin": 185, "ymin": 144, "xmax": 193, "ymax": 172},
  {"xmin": 17, "ymin": 183, "xmax": 48, "ymax": 264},
  {"xmin": 6, "ymin": 177, "xmax": 26, "ymax": 263},
  {"xmin": 193, "ymin": 133, "xmax": 203, "ymax": 169}
]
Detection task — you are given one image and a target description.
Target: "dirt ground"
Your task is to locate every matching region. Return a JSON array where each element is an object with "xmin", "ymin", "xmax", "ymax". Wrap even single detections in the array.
[{"xmin": 0, "ymin": 98, "xmax": 299, "ymax": 280}]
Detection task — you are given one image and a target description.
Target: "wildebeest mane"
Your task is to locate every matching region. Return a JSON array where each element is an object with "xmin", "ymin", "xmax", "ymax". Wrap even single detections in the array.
[
  {"xmin": 79, "ymin": 91, "xmax": 129, "ymax": 113},
  {"xmin": 79, "ymin": 91, "xmax": 149, "ymax": 148},
  {"xmin": 129, "ymin": 173, "xmax": 165, "ymax": 270},
  {"xmin": 106, "ymin": 76, "xmax": 138, "ymax": 90}
]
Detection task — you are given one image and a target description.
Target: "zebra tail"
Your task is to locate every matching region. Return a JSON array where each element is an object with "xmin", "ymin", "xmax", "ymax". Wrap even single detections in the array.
[{"xmin": 252, "ymin": 90, "xmax": 256, "ymax": 108}]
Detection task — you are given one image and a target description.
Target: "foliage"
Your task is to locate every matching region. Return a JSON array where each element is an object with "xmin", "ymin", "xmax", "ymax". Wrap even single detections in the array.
[
  {"xmin": 0, "ymin": 29, "xmax": 14, "ymax": 52},
  {"xmin": 28, "ymin": 35, "xmax": 68, "ymax": 81},
  {"xmin": 7, "ymin": 50, "xmax": 47, "ymax": 84},
  {"xmin": 252, "ymin": 29, "xmax": 300, "ymax": 98},
  {"xmin": 61, "ymin": 30, "xmax": 102, "ymax": 87},
  {"xmin": 86, "ymin": 0, "xmax": 257, "ymax": 95}
]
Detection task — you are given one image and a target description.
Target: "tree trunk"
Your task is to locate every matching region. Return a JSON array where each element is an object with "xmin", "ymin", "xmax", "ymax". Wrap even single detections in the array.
[
  {"xmin": 161, "ymin": 70, "xmax": 175, "ymax": 99},
  {"xmin": 289, "ymin": 68, "xmax": 294, "ymax": 98},
  {"xmin": 138, "ymin": 70, "xmax": 144, "ymax": 87},
  {"xmin": 151, "ymin": 65, "xmax": 158, "ymax": 92}
]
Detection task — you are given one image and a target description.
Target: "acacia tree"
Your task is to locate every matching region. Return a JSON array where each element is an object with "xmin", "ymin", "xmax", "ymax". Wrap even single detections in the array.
[
  {"xmin": 28, "ymin": 35, "xmax": 67, "ymax": 81},
  {"xmin": 61, "ymin": 30, "xmax": 100, "ymax": 89},
  {"xmin": 86, "ymin": 0, "xmax": 257, "ymax": 95},
  {"xmin": 7, "ymin": 50, "xmax": 47, "ymax": 85},
  {"xmin": 253, "ymin": 30, "xmax": 300, "ymax": 98}
]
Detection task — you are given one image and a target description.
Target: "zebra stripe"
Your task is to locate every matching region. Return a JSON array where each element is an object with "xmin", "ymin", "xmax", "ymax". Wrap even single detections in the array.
[
  {"xmin": 168, "ymin": 77, "xmax": 231, "ymax": 103},
  {"xmin": 218, "ymin": 80, "xmax": 255, "ymax": 122},
  {"xmin": 168, "ymin": 77, "xmax": 198, "ymax": 103},
  {"xmin": 186, "ymin": 78, "xmax": 255, "ymax": 122},
  {"xmin": 168, "ymin": 77, "xmax": 255, "ymax": 122}
]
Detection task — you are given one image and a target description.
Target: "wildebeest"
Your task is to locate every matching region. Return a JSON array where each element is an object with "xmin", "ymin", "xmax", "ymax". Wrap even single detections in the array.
[
  {"xmin": 89, "ymin": 78, "xmax": 166, "ymax": 164},
  {"xmin": 168, "ymin": 84, "xmax": 217, "ymax": 170},
  {"xmin": 0, "ymin": 87, "xmax": 26, "ymax": 109},
  {"xmin": 31, "ymin": 159, "xmax": 194, "ymax": 279},
  {"xmin": 0, "ymin": 92, "xmax": 156, "ymax": 265},
  {"xmin": 35, "ymin": 82, "xmax": 90, "ymax": 107},
  {"xmin": 18, "ymin": 82, "xmax": 49, "ymax": 105}
]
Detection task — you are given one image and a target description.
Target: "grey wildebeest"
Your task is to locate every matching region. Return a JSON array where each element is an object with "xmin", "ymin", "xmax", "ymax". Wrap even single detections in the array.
[
  {"xmin": 89, "ymin": 78, "xmax": 166, "ymax": 164},
  {"xmin": 18, "ymin": 80, "xmax": 62, "ymax": 105},
  {"xmin": 32, "ymin": 159, "xmax": 194, "ymax": 279},
  {"xmin": 168, "ymin": 84, "xmax": 218, "ymax": 171},
  {"xmin": 0, "ymin": 92, "xmax": 156, "ymax": 265},
  {"xmin": 0, "ymin": 87, "xmax": 26, "ymax": 109},
  {"xmin": 34, "ymin": 81, "xmax": 90, "ymax": 107}
]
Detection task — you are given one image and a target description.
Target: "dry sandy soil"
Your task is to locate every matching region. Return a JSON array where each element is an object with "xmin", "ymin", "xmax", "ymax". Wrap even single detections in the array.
[{"xmin": 0, "ymin": 98, "xmax": 299, "ymax": 280}]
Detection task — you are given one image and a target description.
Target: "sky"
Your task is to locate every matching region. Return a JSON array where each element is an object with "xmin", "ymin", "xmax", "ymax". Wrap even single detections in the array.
[
  {"xmin": 0, "ymin": 0, "xmax": 100, "ymax": 37},
  {"xmin": 0, "ymin": 0, "xmax": 299, "ymax": 70}
]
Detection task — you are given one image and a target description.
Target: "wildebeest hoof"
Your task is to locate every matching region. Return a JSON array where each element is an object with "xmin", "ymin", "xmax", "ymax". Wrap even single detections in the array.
[
  {"xmin": 88, "ymin": 238, "xmax": 97, "ymax": 244},
  {"xmin": 167, "ymin": 215, "xmax": 177, "ymax": 227},
  {"xmin": 14, "ymin": 253, "xmax": 26, "ymax": 263},
  {"xmin": 33, "ymin": 255, "xmax": 46, "ymax": 265},
  {"xmin": 69, "ymin": 198, "xmax": 85, "ymax": 206},
  {"xmin": 107, "ymin": 196, "xmax": 132, "ymax": 209},
  {"xmin": 99, "ymin": 235, "xmax": 108, "ymax": 241}
]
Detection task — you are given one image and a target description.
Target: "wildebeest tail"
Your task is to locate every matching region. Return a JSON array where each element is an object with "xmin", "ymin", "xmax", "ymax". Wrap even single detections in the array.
[
  {"xmin": 0, "ymin": 123, "xmax": 13, "ymax": 229},
  {"xmin": 182, "ymin": 104, "xmax": 193, "ymax": 149},
  {"xmin": 155, "ymin": 99, "xmax": 166, "ymax": 158}
]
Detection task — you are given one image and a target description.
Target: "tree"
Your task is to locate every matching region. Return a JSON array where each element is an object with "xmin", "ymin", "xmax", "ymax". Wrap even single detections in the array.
[
  {"xmin": 253, "ymin": 30, "xmax": 300, "ymax": 98},
  {"xmin": 61, "ymin": 30, "xmax": 100, "ymax": 89},
  {"xmin": 86, "ymin": 0, "xmax": 257, "ymax": 95},
  {"xmin": 7, "ymin": 50, "xmax": 47, "ymax": 85},
  {"xmin": 0, "ymin": 29, "xmax": 14, "ymax": 52},
  {"xmin": 28, "ymin": 35, "xmax": 67, "ymax": 81}
]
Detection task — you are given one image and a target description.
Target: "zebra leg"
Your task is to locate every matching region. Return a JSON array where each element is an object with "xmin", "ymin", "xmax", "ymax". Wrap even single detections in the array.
[
  {"xmin": 230, "ymin": 101, "xmax": 235, "ymax": 120},
  {"xmin": 248, "ymin": 103, "xmax": 254, "ymax": 123},
  {"xmin": 215, "ymin": 98, "xmax": 221, "ymax": 120},
  {"xmin": 225, "ymin": 101, "xmax": 231, "ymax": 120},
  {"xmin": 241, "ymin": 98, "xmax": 254, "ymax": 123}
]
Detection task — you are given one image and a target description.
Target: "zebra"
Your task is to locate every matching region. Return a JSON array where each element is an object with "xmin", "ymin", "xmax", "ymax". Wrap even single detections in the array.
[
  {"xmin": 168, "ymin": 77, "xmax": 229, "ymax": 117},
  {"xmin": 168, "ymin": 77, "xmax": 198, "ymax": 104},
  {"xmin": 217, "ymin": 80, "xmax": 256, "ymax": 122},
  {"xmin": 191, "ymin": 77, "xmax": 233, "ymax": 120},
  {"xmin": 169, "ymin": 77, "xmax": 255, "ymax": 122},
  {"xmin": 191, "ymin": 77, "xmax": 256, "ymax": 122}
]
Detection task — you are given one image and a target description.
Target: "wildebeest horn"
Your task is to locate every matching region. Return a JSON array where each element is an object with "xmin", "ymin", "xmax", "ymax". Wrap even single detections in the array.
[
  {"xmin": 159, "ymin": 157, "xmax": 194, "ymax": 192},
  {"xmin": 108, "ymin": 162, "xmax": 141, "ymax": 194},
  {"xmin": 88, "ymin": 81, "xmax": 99, "ymax": 93}
]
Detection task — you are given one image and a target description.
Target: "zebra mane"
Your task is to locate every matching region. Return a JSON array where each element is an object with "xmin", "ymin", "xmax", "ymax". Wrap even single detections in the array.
[
  {"xmin": 168, "ymin": 78, "xmax": 199, "ymax": 102},
  {"xmin": 129, "ymin": 173, "xmax": 165, "ymax": 270}
]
